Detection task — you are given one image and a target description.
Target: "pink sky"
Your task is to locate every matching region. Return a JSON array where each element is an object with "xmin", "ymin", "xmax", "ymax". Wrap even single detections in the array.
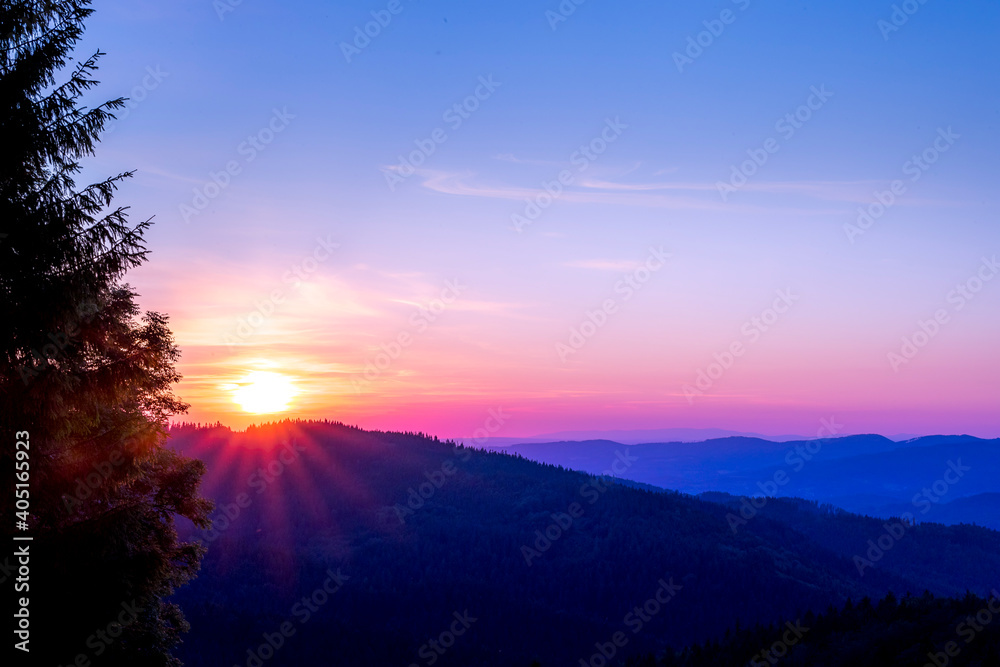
[{"xmin": 85, "ymin": 2, "xmax": 999, "ymax": 440}]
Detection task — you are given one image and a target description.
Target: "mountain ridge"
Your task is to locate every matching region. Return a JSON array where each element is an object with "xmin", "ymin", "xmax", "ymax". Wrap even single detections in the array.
[{"xmin": 166, "ymin": 421, "xmax": 1000, "ymax": 666}]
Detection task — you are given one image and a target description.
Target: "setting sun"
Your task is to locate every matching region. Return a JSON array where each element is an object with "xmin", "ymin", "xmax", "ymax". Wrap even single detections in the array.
[{"xmin": 229, "ymin": 371, "xmax": 298, "ymax": 414}]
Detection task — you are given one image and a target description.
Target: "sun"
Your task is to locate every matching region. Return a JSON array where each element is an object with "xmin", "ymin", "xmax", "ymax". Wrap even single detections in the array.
[{"xmin": 230, "ymin": 371, "xmax": 298, "ymax": 414}]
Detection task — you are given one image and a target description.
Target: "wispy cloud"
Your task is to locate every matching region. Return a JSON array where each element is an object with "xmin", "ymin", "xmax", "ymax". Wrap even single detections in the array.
[
  {"xmin": 418, "ymin": 169, "xmax": 958, "ymax": 212},
  {"xmin": 576, "ymin": 177, "xmax": 885, "ymax": 203},
  {"xmin": 416, "ymin": 169, "xmax": 840, "ymax": 215},
  {"xmin": 563, "ymin": 259, "xmax": 641, "ymax": 272},
  {"xmin": 492, "ymin": 153, "xmax": 563, "ymax": 166}
]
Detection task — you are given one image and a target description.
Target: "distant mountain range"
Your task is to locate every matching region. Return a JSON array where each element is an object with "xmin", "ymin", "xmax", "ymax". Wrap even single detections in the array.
[
  {"xmin": 492, "ymin": 434, "xmax": 1000, "ymax": 529},
  {"xmin": 477, "ymin": 427, "xmax": 928, "ymax": 447},
  {"xmin": 481, "ymin": 427, "xmax": 810, "ymax": 446}
]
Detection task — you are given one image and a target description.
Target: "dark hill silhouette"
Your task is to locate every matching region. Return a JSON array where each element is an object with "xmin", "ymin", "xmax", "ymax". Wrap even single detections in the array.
[
  {"xmin": 628, "ymin": 590, "xmax": 1000, "ymax": 666},
  {"xmin": 167, "ymin": 421, "xmax": 999, "ymax": 666}
]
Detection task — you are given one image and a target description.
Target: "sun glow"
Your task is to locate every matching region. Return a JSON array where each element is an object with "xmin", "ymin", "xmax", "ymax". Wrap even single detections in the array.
[{"xmin": 229, "ymin": 371, "xmax": 298, "ymax": 414}]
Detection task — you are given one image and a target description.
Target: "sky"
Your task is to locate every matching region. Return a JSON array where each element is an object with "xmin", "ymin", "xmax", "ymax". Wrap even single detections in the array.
[{"xmin": 73, "ymin": 0, "xmax": 999, "ymax": 438}]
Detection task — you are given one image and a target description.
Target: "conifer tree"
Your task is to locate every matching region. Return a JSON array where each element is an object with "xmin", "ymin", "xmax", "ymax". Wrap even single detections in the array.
[{"xmin": 1, "ymin": 2, "xmax": 211, "ymax": 664}]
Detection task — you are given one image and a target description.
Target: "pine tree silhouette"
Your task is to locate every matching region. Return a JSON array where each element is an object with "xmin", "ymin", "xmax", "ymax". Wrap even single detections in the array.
[{"xmin": 1, "ymin": 2, "xmax": 211, "ymax": 664}]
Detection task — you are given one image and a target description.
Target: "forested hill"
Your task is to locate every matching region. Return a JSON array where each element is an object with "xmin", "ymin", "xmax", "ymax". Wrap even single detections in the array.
[
  {"xmin": 628, "ymin": 591, "xmax": 1000, "ymax": 667},
  {"xmin": 167, "ymin": 421, "xmax": 1000, "ymax": 666}
]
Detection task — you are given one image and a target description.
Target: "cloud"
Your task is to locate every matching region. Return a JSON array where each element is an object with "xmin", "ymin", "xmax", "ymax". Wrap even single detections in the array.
[
  {"xmin": 415, "ymin": 169, "xmax": 779, "ymax": 213},
  {"xmin": 576, "ymin": 177, "xmax": 877, "ymax": 200},
  {"xmin": 414, "ymin": 169, "xmax": 851, "ymax": 215},
  {"xmin": 576, "ymin": 178, "xmax": 718, "ymax": 192},
  {"xmin": 563, "ymin": 259, "xmax": 641, "ymax": 272},
  {"xmin": 492, "ymin": 153, "xmax": 562, "ymax": 166}
]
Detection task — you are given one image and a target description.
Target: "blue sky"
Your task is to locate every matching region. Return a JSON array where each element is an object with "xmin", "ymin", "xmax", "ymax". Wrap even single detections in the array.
[{"xmin": 73, "ymin": 0, "xmax": 1000, "ymax": 436}]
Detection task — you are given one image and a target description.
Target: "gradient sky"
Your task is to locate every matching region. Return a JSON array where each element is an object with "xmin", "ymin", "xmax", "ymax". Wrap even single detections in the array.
[{"xmin": 73, "ymin": 0, "xmax": 999, "ymax": 438}]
